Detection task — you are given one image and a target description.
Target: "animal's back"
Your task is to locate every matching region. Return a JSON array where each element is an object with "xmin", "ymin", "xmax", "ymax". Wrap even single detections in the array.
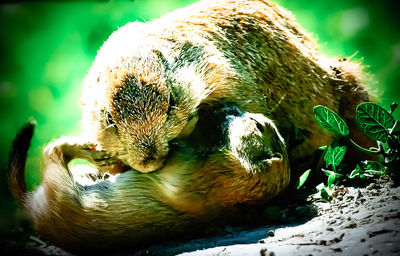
[
  {"xmin": 86, "ymin": 0, "xmax": 372, "ymax": 164},
  {"xmin": 162, "ymin": 0, "xmax": 370, "ymax": 158}
]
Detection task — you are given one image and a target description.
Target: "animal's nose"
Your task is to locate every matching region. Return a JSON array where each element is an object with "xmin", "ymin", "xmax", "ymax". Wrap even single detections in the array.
[{"xmin": 137, "ymin": 139, "xmax": 157, "ymax": 156}]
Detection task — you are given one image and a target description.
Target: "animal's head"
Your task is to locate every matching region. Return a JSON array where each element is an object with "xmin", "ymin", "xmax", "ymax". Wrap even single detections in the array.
[
  {"xmin": 81, "ymin": 50, "xmax": 202, "ymax": 173},
  {"xmin": 80, "ymin": 22, "xmax": 225, "ymax": 172}
]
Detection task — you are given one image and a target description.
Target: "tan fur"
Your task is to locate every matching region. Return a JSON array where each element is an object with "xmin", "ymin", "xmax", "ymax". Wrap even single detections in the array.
[
  {"xmin": 81, "ymin": 0, "xmax": 372, "ymax": 173},
  {"xmin": 10, "ymin": 0, "xmax": 375, "ymax": 253},
  {"xmin": 12, "ymin": 109, "xmax": 289, "ymax": 253}
]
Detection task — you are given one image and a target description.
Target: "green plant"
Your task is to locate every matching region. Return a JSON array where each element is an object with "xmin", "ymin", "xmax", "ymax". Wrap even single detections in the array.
[{"xmin": 296, "ymin": 102, "xmax": 399, "ymax": 199}]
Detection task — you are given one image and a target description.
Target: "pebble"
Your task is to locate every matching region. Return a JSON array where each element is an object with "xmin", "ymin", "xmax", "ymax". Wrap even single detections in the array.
[
  {"xmin": 260, "ymin": 248, "xmax": 267, "ymax": 256},
  {"xmin": 331, "ymin": 247, "xmax": 342, "ymax": 252},
  {"xmin": 366, "ymin": 183, "xmax": 380, "ymax": 190}
]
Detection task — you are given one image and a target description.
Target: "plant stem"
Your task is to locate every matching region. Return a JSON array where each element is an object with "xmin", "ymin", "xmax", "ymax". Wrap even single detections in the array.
[{"xmin": 350, "ymin": 138, "xmax": 381, "ymax": 154}]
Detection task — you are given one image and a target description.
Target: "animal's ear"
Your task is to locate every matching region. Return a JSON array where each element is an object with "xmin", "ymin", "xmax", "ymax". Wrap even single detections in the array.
[{"xmin": 152, "ymin": 49, "xmax": 171, "ymax": 72}]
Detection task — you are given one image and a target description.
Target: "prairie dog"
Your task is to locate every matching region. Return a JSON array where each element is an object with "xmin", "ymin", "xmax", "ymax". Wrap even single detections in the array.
[
  {"xmin": 81, "ymin": 0, "xmax": 372, "ymax": 173},
  {"xmin": 9, "ymin": 105, "xmax": 289, "ymax": 253}
]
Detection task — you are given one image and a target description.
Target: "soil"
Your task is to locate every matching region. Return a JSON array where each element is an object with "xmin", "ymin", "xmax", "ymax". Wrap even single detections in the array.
[{"xmin": 1, "ymin": 176, "xmax": 399, "ymax": 256}]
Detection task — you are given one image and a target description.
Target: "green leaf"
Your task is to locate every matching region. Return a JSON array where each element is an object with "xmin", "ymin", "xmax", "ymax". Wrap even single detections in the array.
[
  {"xmin": 313, "ymin": 183, "xmax": 333, "ymax": 200},
  {"xmin": 320, "ymin": 187, "xmax": 329, "ymax": 199},
  {"xmin": 391, "ymin": 121, "xmax": 400, "ymax": 135},
  {"xmin": 319, "ymin": 145, "xmax": 328, "ymax": 151},
  {"xmin": 296, "ymin": 169, "xmax": 311, "ymax": 189},
  {"xmin": 356, "ymin": 103, "xmax": 395, "ymax": 142},
  {"xmin": 322, "ymin": 168, "xmax": 344, "ymax": 178},
  {"xmin": 349, "ymin": 165, "xmax": 363, "ymax": 178},
  {"xmin": 322, "ymin": 168, "xmax": 343, "ymax": 188},
  {"xmin": 322, "ymin": 168, "xmax": 331, "ymax": 177},
  {"xmin": 327, "ymin": 174, "xmax": 336, "ymax": 189},
  {"xmin": 350, "ymin": 162, "xmax": 387, "ymax": 179},
  {"xmin": 360, "ymin": 161, "xmax": 387, "ymax": 176},
  {"xmin": 324, "ymin": 146, "xmax": 347, "ymax": 168},
  {"xmin": 314, "ymin": 105, "xmax": 349, "ymax": 136},
  {"xmin": 390, "ymin": 102, "xmax": 398, "ymax": 114}
]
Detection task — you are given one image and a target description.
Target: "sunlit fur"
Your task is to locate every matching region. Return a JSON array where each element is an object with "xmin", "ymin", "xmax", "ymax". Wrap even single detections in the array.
[
  {"xmin": 80, "ymin": 0, "xmax": 373, "ymax": 173},
  {"xmin": 10, "ymin": 109, "xmax": 289, "ymax": 254}
]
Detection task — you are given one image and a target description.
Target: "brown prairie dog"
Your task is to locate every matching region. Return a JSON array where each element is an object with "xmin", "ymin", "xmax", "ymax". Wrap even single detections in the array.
[
  {"xmin": 9, "ymin": 105, "xmax": 290, "ymax": 253},
  {"xmin": 8, "ymin": 0, "xmax": 376, "ymax": 253},
  {"xmin": 81, "ymin": 0, "xmax": 373, "ymax": 174}
]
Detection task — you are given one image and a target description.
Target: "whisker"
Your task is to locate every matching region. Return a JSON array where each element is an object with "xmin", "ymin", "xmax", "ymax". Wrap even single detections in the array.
[{"xmin": 99, "ymin": 124, "xmax": 117, "ymax": 133}]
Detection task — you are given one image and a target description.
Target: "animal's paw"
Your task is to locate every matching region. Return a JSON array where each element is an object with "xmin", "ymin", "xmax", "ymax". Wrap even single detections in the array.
[
  {"xmin": 43, "ymin": 136, "xmax": 121, "ymax": 174},
  {"xmin": 227, "ymin": 113, "xmax": 287, "ymax": 173}
]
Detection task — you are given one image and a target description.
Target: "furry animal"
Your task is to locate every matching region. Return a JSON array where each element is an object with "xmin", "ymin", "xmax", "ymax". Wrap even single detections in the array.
[
  {"xmin": 9, "ymin": 0, "xmax": 376, "ymax": 253},
  {"xmin": 81, "ymin": 0, "xmax": 373, "ymax": 173},
  {"xmin": 9, "ymin": 105, "xmax": 290, "ymax": 254}
]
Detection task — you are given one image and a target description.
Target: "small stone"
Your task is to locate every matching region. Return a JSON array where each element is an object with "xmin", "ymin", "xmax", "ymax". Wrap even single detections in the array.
[
  {"xmin": 366, "ymin": 183, "xmax": 379, "ymax": 190},
  {"xmin": 268, "ymin": 230, "xmax": 275, "ymax": 237},
  {"xmin": 356, "ymin": 189, "xmax": 362, "ymax": 199},
  {"xmin": 260, "ymin": 248, "xmax": 267, "ymax": 256},
  {"xmin": 345, "ymin": 222, "xmax": 357, "ymax": 229},
  {"xmin": 319, "ymin": 240, "xmax": 327, "ymax": 246},
  {"xmin": 327, "ymin": 219, "xmax": 336, "ymax": 225}
]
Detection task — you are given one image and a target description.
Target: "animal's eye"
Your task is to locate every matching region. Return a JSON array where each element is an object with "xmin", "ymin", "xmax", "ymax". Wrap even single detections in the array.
[{"xmin": 106, "ymin": 112, "xmax": 115, "ymax": 125}]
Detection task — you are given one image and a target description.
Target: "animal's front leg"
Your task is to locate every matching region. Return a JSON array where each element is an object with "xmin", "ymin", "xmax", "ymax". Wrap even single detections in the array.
[
  {"xmin": 186, "ymin": 107, "xmax": 291, "ymax": 206},
  {"xmin": 227, "ymin": 112, "xmax": 288, "ymax": 175},
  {"xmin": 218, "ymin": 111, "xmax": 290, "ymax": 203},
  {"xmin": 44, "ymin": 136, "xmax": 124, "ymax": 175}
]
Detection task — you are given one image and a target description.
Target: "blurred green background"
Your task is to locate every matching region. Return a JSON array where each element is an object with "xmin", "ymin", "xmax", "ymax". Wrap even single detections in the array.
[{"xmin": 0, "ymin": 0, "xmax": 399, "ymax": 233}]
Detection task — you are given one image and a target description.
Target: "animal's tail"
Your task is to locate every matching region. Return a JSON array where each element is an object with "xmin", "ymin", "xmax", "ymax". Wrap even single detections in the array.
[{"xmin": 8, "ymin": 120, "xmax": 36, "ymax": 206}]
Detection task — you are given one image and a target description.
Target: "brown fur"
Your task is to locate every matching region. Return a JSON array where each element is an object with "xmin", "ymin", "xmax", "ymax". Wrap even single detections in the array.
[
  {"xmin": 81, "ymin": 0, "xmax": 372, "ymax": 174},
  {"xmin": 9, "ymin": 0, "xmax": 375, "ymax": 253},
  {"xmin": 9, "ymin": 107, "xmax": 289, "ymax": 253}
]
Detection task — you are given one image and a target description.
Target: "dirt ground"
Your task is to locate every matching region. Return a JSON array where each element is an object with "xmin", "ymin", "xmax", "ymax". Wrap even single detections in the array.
[{"xmin": 1, "ymin": 176, "xmax": 399, "ymax": 256}]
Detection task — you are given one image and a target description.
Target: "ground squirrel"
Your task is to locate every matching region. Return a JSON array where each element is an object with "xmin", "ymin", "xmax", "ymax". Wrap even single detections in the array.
[
  {"xmin": 9, "ymin": 105, "xmax": 289, "ymax": 253},
  {"xmin": 80, "ymin": 0, "xmax": 372, "ymax": 174},
  {"xmin": 9, "ymin": 0, "xmax": 374, "ymax": 252}
]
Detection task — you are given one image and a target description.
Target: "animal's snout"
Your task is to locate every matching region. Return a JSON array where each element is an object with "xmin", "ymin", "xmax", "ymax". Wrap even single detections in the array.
[
  {"xmin": 137, "ymin": 139, "xmax": 157, "ymax": 156},
  {"xmin": 134, "ymin": 138, "xmax": 168, "ymax": 172}
]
